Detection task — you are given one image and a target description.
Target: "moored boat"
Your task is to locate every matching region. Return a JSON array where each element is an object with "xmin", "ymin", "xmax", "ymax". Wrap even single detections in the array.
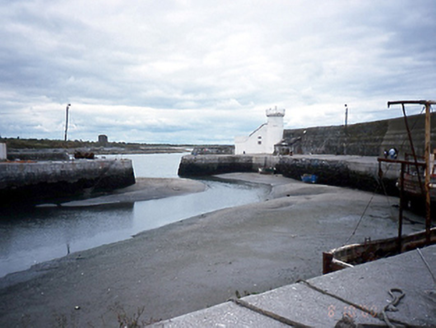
[
  {"xmin": 301, "ymin": 173, "xmax": 317, "ymax": 184},
  {"xmin": 323, "ymin": 227, "xmax": 436, "ymax": 273}
]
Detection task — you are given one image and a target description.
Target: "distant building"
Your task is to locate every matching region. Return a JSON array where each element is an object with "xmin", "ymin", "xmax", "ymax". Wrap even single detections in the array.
[
  {"xmin": 235, "ymin": 107, "xmax": 285, "ymax": 155},
  {"xmin": 98, "ymin": 134, "xmax": 108, "ymax": 145},
  {"xmin": 0, "ymin": 143, "xmax": 6, "ymax": 160}
]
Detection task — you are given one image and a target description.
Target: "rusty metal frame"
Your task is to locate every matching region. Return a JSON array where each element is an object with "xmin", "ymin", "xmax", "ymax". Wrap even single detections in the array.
[{"xmin": 387, "ymin": 100, "xmax": 435, "ymax": 245}]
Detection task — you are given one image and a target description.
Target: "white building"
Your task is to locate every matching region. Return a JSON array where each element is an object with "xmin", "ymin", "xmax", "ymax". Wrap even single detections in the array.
[
  {"xmin": 0, "ymin": 143, "xmax": 6, "ymax": 160},
  {"xmin": 235, "ymin": 107, "xmax": 285, "ymax": 155}
]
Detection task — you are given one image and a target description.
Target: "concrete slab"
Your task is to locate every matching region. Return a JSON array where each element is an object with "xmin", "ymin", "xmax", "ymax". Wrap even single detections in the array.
[
  {"xmin": 150, "ymin": 302, "xmax": 288, "ymax": 328},
  {"xmin": 150, "ymin": 245, "xmax": 436, "ymax": 327}
]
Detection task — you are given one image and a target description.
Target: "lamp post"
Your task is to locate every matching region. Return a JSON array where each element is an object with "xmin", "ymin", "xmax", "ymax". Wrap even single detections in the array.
[
  {"xmin": 344, "ymin": 104, "xmax": 348, "ymax": 128},
  {"xmin": 64, "ymin": 104, "xmax": 71, "ymax": 142},
  {"xmin": 344, "ymin": 104, "xmax": 348, "ymax": 155}
]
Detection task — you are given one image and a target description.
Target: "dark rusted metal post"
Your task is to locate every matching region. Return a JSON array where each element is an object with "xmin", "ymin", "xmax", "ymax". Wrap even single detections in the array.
[
  {"xmin": 398, "ymin": 162, "xmax": 405, "ymax": 253},
  {"xmin": 388, "ymin": 100, "xmax": 435, "ymax": 245},
  {"xmin": 401, "ymin": 103, "xmax": 424, "ymax": 195},
  {"xmin": 425, "ymin": 102, "xmax": 431, "ymax": 245}
]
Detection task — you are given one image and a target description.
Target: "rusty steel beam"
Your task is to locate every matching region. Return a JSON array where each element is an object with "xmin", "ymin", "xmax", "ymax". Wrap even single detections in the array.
[
  {"xmin": 398, "ymin": 162, "xmax": 405, "ymax": 253},
  {"xmin": 388, "ymin": 100, "xmax": 436, "ymax": 107},
  {"xmin": 387, "ymin": 100, "xmax": 434, "ymax": 245},
  {"xmin": 424, "ymin": 102, "xmax": 431, "ymax": 245},
  {"xmin": 401, "ymin": 103, "xmax": 425, "ymax": 195},
  {"xmin": 377, "ymin": 157, "xmax": 426, "ymax": 166}
]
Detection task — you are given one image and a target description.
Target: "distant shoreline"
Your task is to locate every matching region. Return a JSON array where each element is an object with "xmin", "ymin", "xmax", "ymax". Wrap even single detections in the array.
[
  {"xmin": 94, "ymin": 147, "xmax": 190, "ymax": 155},
  {"xmin": 6, "ymin": 146, "xmax": 191, "ymax": 155},
  {"xmin": 0, "ymin": 136, "xmax": 233, "ymax": 156}
]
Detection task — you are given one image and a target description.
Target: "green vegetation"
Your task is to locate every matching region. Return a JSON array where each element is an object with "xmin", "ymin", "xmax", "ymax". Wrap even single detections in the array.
[
  {"xmin": 114, "ymin": 306, "xmax": 147, "ymax": 328},
  {"xmin": 0, "ymin": 137, "xmax": 191, "ymax": 150}
]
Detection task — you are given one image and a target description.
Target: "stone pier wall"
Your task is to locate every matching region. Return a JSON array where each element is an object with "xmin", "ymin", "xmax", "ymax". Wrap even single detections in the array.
[
  {"xmin": 284, "ymin": 112, "xmax": 436, "ymax": 157},
  {"xmin": 178, "ymin": 113, "xmax": 435, "ymax": 198},
  {"xmin": 276, "ymin": 155, "xmax": 399, "ymax": 195},
  {"xmin": 178, "ymin": 154, "xmax": 399, "ymax": 196},
  {"xmin": 0, "ymin": 159, "xmax": 135, "ymax": 205},
  {"xmin": 178, "ymin": 155, "xmax": 281, "ymax": 176}
]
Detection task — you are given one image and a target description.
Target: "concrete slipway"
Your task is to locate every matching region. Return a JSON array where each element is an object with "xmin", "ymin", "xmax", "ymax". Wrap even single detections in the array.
[{"xmin": 150, "ymin": 245, "xmax": 436, "ymax": 327}]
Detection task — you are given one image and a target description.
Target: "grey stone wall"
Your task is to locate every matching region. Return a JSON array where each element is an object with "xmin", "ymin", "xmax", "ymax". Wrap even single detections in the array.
[
  {"xmin": 191, "ymin": 145, "xmax": 234, "ymax": 155},
  {"xmin": 275, "ymin": 155, "xmax": 398, "ymax": 195},
  {"xmin": 7, "ymin": 149, "xmax": 70, "ymax": 161},
  {"xmin": 178, "ymin": 155, "xmax": 280, "ymax": 176},
  {"xmin": 0, "ymin": 159, "xmax": 135, "ymax": 206},
  {"xmin": 178, "ymin": 113, "xmax": 435, "ymax": 199},
  {"xmin": 284, "ymin": 112, "xmax": 436, "ymax": 157},
  {"xmin": 179, "ymin": 154, "xmax": 398, "ymax": 196}
]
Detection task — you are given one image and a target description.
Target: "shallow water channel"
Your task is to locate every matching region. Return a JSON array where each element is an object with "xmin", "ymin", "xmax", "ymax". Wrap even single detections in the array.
[{"xmin": 0, "ymin": 153, "xmax": 270, "ymax": 278}]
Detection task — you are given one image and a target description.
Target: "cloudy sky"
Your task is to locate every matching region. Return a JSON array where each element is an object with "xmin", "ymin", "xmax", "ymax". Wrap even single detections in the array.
[{"xmin": 1, "ymin": 0, "xmax": 435, "ymax": 144}]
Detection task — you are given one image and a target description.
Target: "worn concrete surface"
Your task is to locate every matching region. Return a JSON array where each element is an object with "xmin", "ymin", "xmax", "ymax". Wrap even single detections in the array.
[{"xmin": 151, "ymin": 244, "xmax": 436, "ymax": 327}]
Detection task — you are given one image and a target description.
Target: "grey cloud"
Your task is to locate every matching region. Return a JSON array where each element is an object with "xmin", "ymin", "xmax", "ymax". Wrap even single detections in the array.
[{"xmin": 1, "ymin": 1, "xmax": 435, "ymax": 143}]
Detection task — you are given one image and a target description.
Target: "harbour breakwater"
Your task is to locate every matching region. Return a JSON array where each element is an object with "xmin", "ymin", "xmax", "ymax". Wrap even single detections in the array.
[
  {"xmin": 285, "ymin": 111, "xmax": 436, "ymax": 157},
  {"xmin": 178, "ymin": 154, "xmax": 399, "ymax": 195},
  {"xmin": 179, "ymin": 112, "xmax": 436, "ymax": 196},
  {"xmin": 276, "ymin": 155, "xmax": 398, "ymax": 195},
  {"xmin": 0, "ymin": 159, "xmax": 135, "ymax": 206}
]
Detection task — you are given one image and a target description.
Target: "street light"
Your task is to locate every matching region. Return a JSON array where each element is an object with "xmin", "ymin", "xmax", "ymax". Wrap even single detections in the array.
[
  {"xmin": 344, "ymin": 104, "xmax": 348, "ymax": 155},
  {"xmin": 344, "ymin": 104, "xmax": 348, "ymax": 128},
  {"xmin": 64, "ymin": 104, "xmax": 71, "ymax": 141}
]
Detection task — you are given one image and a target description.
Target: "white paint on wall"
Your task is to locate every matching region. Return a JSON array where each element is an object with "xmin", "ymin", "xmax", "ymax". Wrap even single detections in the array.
[
  {"xmin": 0, "ymin": 143, "xmax": 6, "ymax": 160},
  {"xmin": 235, "ymin": 108, "xmax": 285, "ymax": 155}
]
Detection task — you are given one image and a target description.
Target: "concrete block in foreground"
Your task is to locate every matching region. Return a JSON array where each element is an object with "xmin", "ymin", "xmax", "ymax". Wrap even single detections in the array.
[{"xmin": 150, "ymin": 245, "xmax": 436, "ymax": 327}]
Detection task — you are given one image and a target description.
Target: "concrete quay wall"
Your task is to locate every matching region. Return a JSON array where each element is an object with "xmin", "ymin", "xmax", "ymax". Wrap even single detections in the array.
[
  {"xmin": 6, "ymin": 149, "xmax": 70, "ymax": 161},
  {"xmin": 284, "ymin": 112, "xmax": 436, "ymax": 157},
  {"xmin": 276, "ymin": 155, "xmax": 399, "ymax": 194},
  {"xmin": 178, "ymin": 154, "xmax": 399, "ymax": 195},
  {"xmin": 0, "ymin": 159, "xmax": 135, "ymax": 205},
  {"xmin": 178, "ymin": 155, "xmax": 281, "ymax": 176}
]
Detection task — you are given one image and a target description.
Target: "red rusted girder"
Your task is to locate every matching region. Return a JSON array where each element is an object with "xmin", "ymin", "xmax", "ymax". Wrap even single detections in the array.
[{"xmin": 387, "ymin": 100, "xmax": 435, "ymax": 245}]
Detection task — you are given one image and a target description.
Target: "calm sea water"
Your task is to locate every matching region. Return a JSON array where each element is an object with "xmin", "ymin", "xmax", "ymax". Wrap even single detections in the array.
[{"xmin": 0, "ymin": 153, "xmax": 269, "ymax": 277}]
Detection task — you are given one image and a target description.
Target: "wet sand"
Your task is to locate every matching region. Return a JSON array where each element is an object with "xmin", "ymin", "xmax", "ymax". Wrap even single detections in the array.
[
  {"xmin": 0, "ymin": 174, "xmax": 424, "ymax": 327},
  {"xmin": 59, "ymin": 177, "xmax": 207, "ymax": 207}
]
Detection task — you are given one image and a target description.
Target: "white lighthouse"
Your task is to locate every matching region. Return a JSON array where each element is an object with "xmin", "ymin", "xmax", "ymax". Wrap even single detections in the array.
[{"xmin": 235, "ymin": 107, "xmax": 285, "ymax": 155}]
